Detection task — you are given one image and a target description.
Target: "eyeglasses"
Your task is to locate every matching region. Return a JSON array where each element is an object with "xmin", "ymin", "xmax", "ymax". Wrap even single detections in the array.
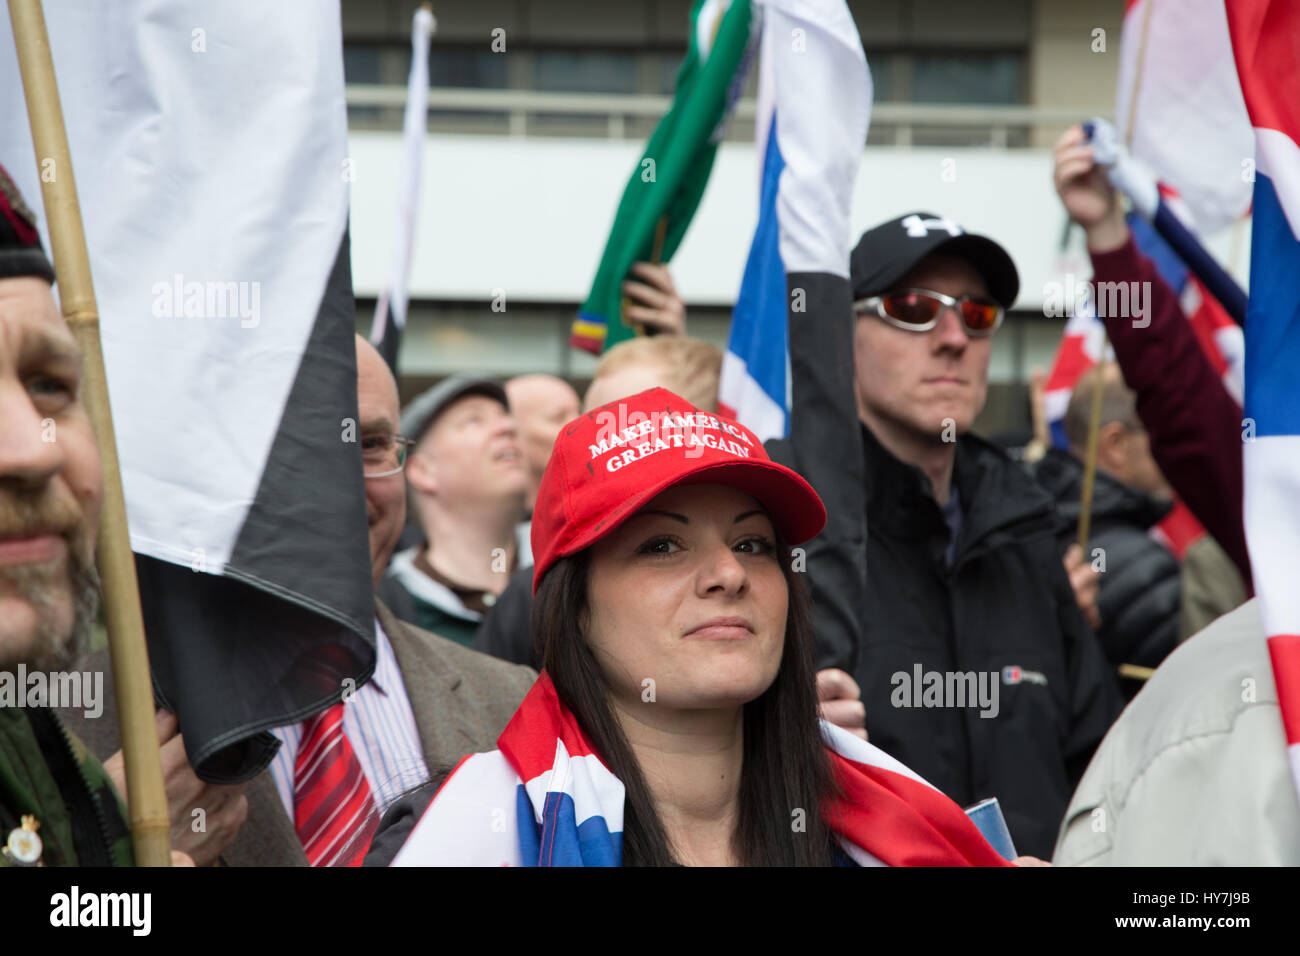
[
  {"xmin": 854, "ymin": 288, "xmax": 1004, "ymax": 337},
  {"xmin": 362, "ymin": 433, "xmax": 416, "ymax": 479}
]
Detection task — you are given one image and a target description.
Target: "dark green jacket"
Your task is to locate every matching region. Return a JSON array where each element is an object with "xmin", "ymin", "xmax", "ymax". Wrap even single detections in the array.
[
  {"xmin": 376, "ymin": 571, "xmax": 480, "ymax": 649},
  {"xmin": 0, "ymin": 705, "xmax": 133, "ymax": 867}
]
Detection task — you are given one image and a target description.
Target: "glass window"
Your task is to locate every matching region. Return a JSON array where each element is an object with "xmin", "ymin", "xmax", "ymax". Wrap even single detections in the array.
[
  {"xmin": 865, "ymin": 51, "xmax": 897, "ymax": 102},
  {"xmin": 534, "ymin": 50, "xmax": 638, "ymax": 94},
  {"xmin": 342, "ymin": 45, "xmax": 383, "ymax": 85},
  {"xmin": 428, "ymin": 49, "xmax": 510, "ymax": 89},
  {"xmin": 658, "ymin": 51, "xmax": 686, "ymax": 94},
  {"xmin": 911, "ymin": 52, "xmax": 1025, "ymax": 105}
]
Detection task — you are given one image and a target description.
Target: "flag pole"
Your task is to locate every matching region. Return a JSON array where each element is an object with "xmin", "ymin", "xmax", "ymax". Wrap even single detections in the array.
[
  {"xmin": 1075, "ymin": 0, "xmax": 1153, "ymax": 556},
  {"xmin": 1075, "ymin": 359, "xmax": 1108, "ymax": 555},
  {"xmin": 369, "ymin": 1, "xmax": 436, "ymax": 373},
  {"xmin": 8, "ymin": 0, "xmax": 172, "ymax": 866}
]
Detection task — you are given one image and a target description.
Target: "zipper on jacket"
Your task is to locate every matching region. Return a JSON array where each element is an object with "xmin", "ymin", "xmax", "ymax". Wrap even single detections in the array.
[{"xmin": 38, "ymin": 708, "xmax": 118, "ymax": 866}]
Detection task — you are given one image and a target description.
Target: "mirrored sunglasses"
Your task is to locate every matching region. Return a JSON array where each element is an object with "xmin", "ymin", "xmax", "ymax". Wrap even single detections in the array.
[{"xmin": 854, "ymin": 288, "xmax": 1004, "ymax": 337}]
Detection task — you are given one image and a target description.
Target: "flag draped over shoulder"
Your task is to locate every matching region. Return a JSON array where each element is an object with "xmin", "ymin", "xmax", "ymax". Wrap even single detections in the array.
[
  {"xmin": 570, "ymin": 0, "xmax": 757, "ymax": 355},
  {"xmin": 370, "ymin": 6, "xmax": 436, "ymax": 373},
  {"xmin": 718, "ymin": 0, "xmax": 869, "ymax": 443},
  {"xmin": 392, "ymin": 673, "xmax": 1010, "ymax": 867},
  {"xmin": 1226, "ymin": 0, "xmax": 1300, "ymax": 800},
  {"xmin": 0, "ymin": 1, "xmax": 375, "ymax": 782},
  {"xmin": 1117, "ymin": 0, "xmax": 1253, "ymax": 233}
]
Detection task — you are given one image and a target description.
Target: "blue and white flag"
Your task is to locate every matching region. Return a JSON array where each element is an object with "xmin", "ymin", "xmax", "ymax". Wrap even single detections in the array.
[{"xmin": 717, "ymin": 0, "xmax": 870, "ymax": 442}]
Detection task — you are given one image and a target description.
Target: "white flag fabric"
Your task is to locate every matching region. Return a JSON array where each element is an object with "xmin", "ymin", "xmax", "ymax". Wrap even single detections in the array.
[
  {"xmin": 370, "ymin": 5, "xmax": 436, "ymax": 370},
  {"xmin": 1115, "ymin": 0, "xmax": 1254, "ymax": 233},
  {"xmin": 0, "ymin": 1, "xmax": 375, "ymax": 780}
]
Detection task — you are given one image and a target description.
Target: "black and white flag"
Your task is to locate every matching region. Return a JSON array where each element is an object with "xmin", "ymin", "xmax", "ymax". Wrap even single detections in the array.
[{"xmin": 1, "ymin": 0, "xmax": 375, "ymax": 781}]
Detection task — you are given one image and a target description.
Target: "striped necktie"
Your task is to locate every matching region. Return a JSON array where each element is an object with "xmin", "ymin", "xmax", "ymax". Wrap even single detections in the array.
[{"xmin": 293, "ymin": 703, "xmax": 379, "ymax": 867}]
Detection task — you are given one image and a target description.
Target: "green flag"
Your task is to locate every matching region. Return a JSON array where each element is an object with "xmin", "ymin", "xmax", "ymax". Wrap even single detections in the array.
[{"xmin": 571, "ymin": 0, "xmax": 756, "ymax": 354}]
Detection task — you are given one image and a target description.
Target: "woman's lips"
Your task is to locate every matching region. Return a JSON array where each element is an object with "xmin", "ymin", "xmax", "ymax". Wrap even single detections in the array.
[{"xmin": 684, "ymin": 617, "xmax": 755, "ymax": 641}]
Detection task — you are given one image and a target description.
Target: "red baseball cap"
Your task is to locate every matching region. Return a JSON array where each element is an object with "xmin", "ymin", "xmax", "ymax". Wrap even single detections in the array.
[{"xmin": 530, "ymin": 387, "xmax": 826, "ymax": 592}]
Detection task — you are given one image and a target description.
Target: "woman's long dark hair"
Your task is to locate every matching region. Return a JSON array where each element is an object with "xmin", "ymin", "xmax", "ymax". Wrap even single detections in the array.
[{"xmin": 531, "ymin": 542, "xmax": 840, "ymax": 866}]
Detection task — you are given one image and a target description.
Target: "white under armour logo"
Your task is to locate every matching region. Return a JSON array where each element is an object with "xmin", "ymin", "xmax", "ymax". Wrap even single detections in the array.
[{"xmin": 901, "ymin": 215, "xmax": 963, "ymax": 238}]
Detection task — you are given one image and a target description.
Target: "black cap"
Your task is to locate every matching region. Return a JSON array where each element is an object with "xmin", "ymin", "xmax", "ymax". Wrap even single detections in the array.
[
  {"xmin": 849, "ymin": 212, "xmax": 1019, "ymax": 309},
  {"xmin": 0, "ymin": 163, "xmax": 55, "ymax": 284},
  {"xmin": 400, "ymin": 376, "xmax": 510, "ymax": 445}
]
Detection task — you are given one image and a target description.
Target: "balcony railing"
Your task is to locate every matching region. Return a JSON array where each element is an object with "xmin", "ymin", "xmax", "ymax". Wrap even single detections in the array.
[{"xmin": 345, "ymin": 85, "xmax": 1103, "ymax": 149}]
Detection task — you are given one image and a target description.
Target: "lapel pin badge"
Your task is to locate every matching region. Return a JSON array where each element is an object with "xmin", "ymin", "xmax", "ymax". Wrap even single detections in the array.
[{"xmin": 4, "ymin": 815, "xmax": 44, "ymax": 866}]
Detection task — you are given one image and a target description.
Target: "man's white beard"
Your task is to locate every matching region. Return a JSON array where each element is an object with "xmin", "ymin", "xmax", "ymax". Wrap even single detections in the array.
[{"xmin": 0, "ymin": 550, "xmax": 100, "ymax": 675}]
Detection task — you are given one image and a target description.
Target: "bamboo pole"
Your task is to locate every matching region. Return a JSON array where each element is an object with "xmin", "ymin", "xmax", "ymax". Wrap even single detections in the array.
[
  {"xmin": 1075, "ymin": 0, "xmax": 1154, "ymax": 556},
  {"xmin": 1118, "ymin": 663, "xmax": 1156, "ymax": 682},
  {"xmin": 8, "ymin": 0, "xmax": 172, "ymax": 866},
  {"xmin": 1075, "ymin": 351, "xmax": 1109, "ymax": 555},
  {"xmin": 1122, "ymin": 0, "xmax": 1156, "ymax": 147}
]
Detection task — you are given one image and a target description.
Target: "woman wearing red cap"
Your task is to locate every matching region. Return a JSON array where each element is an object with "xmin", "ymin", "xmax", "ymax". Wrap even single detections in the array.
[{"xmin": 375, "ymin": 388, "xmax": 1016, "ymax": 867}]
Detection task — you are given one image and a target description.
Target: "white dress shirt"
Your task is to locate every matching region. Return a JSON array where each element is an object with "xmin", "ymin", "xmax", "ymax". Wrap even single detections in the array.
[{"xmin": 269, "ymin": 618, "xmax": 429, "ymax": 819}]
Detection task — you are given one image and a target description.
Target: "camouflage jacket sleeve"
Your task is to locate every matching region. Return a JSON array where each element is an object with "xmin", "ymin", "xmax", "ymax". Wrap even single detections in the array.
[{"xmin": 0, "ymin": 706, "xmax": 133, "ymax": 867}]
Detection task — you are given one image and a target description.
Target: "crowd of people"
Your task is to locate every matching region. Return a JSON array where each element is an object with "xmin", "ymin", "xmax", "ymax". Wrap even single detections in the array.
[{"xmin": 2, "ymin": 120, "xmax": 1292, "ymax": 868}]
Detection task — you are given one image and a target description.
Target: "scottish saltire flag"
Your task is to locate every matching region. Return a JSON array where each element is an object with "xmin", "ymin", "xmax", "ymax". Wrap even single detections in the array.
[
  {"xmin": 1117, "ymin": 0, "xmax": 1253, "ymax": 233},
  {"xmin": 0, "ymin": 1, "xmax": 375, "ymax": 781},
  {"xmin": 392, "ymin": 673, "xmax": 1010, "ymax": 867},
  {"xmin": 369, "ymin": 5, "xmax": 436, "ymax": 374},
  {"xmin": 717, "ymin": 0, "xmax": 870, "ymax": 442},
  {"xmin": 571, "ymin": 0, "xmax": 757, "ymax": 355},
  {"xmin": 1226, "ymin": 0, "xmax": 1300, "ymax": 799}
]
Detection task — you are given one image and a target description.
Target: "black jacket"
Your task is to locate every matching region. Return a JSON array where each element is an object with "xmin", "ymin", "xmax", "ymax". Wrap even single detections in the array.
[
  {"xmin": 474, "ymin": 563, "xmax": 538, "ymax": 669},
  {"xmin": 1031, "ymin": 447, "xmax": 1181, "ymax": 680},
  {"xmin": 774, "ymin": 425, "xmax": 1121, "ymax": 858},
  {"xmin": 767, "ymin": 270, "xmax": 1121, "ymax": 858}
]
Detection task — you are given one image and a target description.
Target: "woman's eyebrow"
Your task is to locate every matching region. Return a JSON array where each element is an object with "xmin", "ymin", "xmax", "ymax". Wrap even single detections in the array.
[
  {"xmin": 631, "ymin": 509, "xmax": 689, "ymax": 524},
  {"xmin": 627, "ymin": 508, "xmax": 766, "ymax": 525}
]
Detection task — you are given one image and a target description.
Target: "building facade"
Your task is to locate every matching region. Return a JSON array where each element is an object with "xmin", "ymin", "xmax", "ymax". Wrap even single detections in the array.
[{"xmin": 341, "ymin": 0, "xmax": 1232, "ymax": 439}]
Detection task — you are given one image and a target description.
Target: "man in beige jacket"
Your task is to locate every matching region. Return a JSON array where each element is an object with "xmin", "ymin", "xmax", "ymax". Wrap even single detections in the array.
[{"xmin": 1053, "ymin": 598, "xmax": 1300, "ymax": 865}]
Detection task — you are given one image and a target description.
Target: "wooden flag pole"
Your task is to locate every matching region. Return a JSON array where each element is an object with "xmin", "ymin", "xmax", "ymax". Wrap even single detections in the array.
[
  {"xmin": 1075, "ymin": 0, "xmax": 1153, "ymax": 558},
  {"xmin": 8, "ymin": 0, "xmax": 172, "ymax": 866},
  {"xmin": 1075, "ymin": 352, "xmax": 1109, "ymax": 555}
]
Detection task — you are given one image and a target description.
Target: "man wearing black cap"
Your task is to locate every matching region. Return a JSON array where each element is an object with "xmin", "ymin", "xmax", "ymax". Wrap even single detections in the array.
[
  {"xmin": 378, "ymin": 377, "xmax": 530, "ymax": 647},
  {"xmin": 785, "ymin": 211, "xmax": 1122, "ymax": 858}
]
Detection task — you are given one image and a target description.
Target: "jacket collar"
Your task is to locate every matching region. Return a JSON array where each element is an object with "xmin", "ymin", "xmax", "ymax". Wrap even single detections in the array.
[
  {"xmin": 861, "ymin": 423, "xmax": 1055, "ymax": 556},
  {"xmin": 386, "ymin": 547, "xmax": 481, "ymax": 623}
]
